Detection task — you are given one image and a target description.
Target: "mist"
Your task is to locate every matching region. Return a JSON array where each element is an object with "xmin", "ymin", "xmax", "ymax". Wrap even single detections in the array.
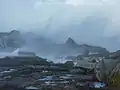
[{"xmin": 0, "ymin": 0, "xmax": 120, "ymax": 51}]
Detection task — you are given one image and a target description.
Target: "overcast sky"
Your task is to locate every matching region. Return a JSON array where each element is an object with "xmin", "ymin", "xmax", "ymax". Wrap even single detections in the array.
[{"xmin": 0, "ymin": 0, "xmax": 120, "ymax": 51}]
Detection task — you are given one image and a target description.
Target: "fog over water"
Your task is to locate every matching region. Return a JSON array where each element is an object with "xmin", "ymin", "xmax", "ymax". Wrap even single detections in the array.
[{"xmin": 0, "ymin": 0, "xmax": 120, "ymax": 51}]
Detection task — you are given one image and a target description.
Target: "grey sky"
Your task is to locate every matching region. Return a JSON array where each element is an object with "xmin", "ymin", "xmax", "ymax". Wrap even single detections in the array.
[{"xmin": 0, "ymin": 0, "xmax": 120, "ymax": 51}]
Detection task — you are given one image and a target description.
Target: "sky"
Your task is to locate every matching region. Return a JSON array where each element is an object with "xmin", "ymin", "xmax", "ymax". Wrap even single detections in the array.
[{"xmin": 0, "ymin": 0, "xmax": 120, "ymax": 51}]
